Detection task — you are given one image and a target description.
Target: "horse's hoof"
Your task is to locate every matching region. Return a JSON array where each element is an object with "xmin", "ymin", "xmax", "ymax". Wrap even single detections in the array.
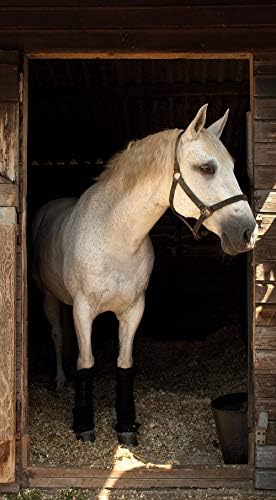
[
  {"xmin": 117, "ymin": 432, "xmax": 138, "ymax": 447},
  {"xmin": 76, "ymin": 429, "xmax": 95, "ymax": 443}
]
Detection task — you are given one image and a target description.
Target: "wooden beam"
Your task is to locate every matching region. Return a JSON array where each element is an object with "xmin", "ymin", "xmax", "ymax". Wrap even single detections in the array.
[
  {"xmin": 0, "ymin": 207, "xmax": 16, "ymax": 483},
  {"xmin": 254, "ymin": 121, "xmax": 276, "ymax": 143},
  {"xmin": 256, "ymin": 445, "xmax": 276, "ymax": 468},
  {"xmin": 25, "ymin": 465, "xmax": 252, "ymax": 490},
  {"xmin": 254, "ymin": 144, "xmax": 276, "ymax": 166},
  {"xmin": 0, "ymin": 103, "xmax": 19, "ymax": 182}
]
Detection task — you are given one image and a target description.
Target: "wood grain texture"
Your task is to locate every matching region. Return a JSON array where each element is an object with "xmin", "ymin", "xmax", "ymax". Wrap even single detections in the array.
[
  {"xmin": 26, "ymin": 465, "xmax": 252, "ymax": 490},
  {"xmin": 255, "ymin": 349, "xmax": 276, "ymax": 372},
  {"xmin": 255, "ymin": 98, "xmax": 276, "ymax": 120},
  {"xmin": 254, "ymin": 54, "xmax": 276, "ymax": 75},
  {"xmin": 254, "ymin": 76, "xmax": 276, "ymax": 97},
  {"xmin": 0, "ymin": 5, "xmax": 275, "ymax": 29},
  {"xmin": 255, "ymin": 190, "xmax": 276, "ymax": 213},
  {"xmin": 256, "ymin": 399, "xmax": 276, "ymax": 420},
  {"xmin": 256, "ymin": 282, "xmax": 276, "ymax": 304},
  {"xmin": 254, "ymin": 166, "xmax": 276, "ymax": 189},
  {"xmin": 0, "ymin": 65, "xmax": 18, "ymax": 102},
  {"xmin": 256, "ymin": 262, "xmax": 276, "ymax": 281},
  {"xmin": 256, "ymin": 445, "xmax": 276, "ymax": 468},
  {"xmin": 256, "ymin": 305, "xmax": 276, "ymax": 326},
  {"xmin": 0, "ymin": 184, "xmax": 17, "ymax": 207},
  {"xmin": 0, "ymin": 29, "xmax": 273, "ymax": 53},
  {"xmin": 0, "ymin": 103, "xmax": 19, "ymax": 182},
  {"xmin": 254, "ymin": 144, "xmax": 276, "ymax": 166},
  {"xmin": 255, "ymin": 327, "xmax": 276, "ymax": 349},
  {"xmin": 0, "ymin": 218, "xmax": 16, "ymax": 483},
  {"xmin": 256, "ymin": 214, "xmax": 276, "ymax": 237},
  {"xmin": 255, "ymin": 469, "xmax": 276, "ymax": 490},
  {"xmin": 254, "ymin": 121, "xmax": 276, "ymax": 143},
  {"xmin": 255, "ymin": 374, "xmax": 276, "ymax": 399},
  {"xmin": 255, "ymin": 239, "xmax": 276, "ymax": 261},
  {"xmin": 0, "ymin": 440, "xmax": 15, "ymax": 483}
]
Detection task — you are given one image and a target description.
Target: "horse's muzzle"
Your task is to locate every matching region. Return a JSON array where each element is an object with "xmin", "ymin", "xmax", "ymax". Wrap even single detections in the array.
[{"xmin": 221, "ymin": 221, "xmax": 258, "ymax": 255}]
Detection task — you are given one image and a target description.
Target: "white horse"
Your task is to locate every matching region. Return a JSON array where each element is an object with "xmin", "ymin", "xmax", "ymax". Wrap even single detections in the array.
[{"xmin": 32, "ymin": 104, "xmax": 257, "ymax": 445}]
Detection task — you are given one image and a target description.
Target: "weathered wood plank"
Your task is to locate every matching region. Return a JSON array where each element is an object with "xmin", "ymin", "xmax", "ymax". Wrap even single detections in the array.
[
  {"xmin": 0, "ymin": 29, "xmax": 276, "ymax": 53},
  {"xmin": 256, "ymin": 283, "xmax": 276, "ymax": 304},
  {"xmin": 256, "ymin": 445, "xmax": 276, "ymax": 468},
  {"xmin": 255, "ymin": 239, "xmax": 276, "ymax": 261},
  {"xmin": 255, "ymin": 98, "xmax": 276, "ymax": 120},
  {"xmin": 255, "ymin": 373, "xmax": 276, "ymax": 399},
  {"xmin": 255, "ymin": 190, "xmax": 276, "ymax": 213},
  {"xmin": 0, "ymin": 65, "xmax": 18, "ymax": 102},
  {"xmin": 26, "ymin": 465, "xmax": 252, "ymax": 490},
  {"xmin": 256, "ymin": 214, "xmax": 276, "ymax": 237},
  {"xmin": 0, "ymin": 5, "xmax": 275, "ymax": 29},
  {"xmin": 255, "ymin": 166, "xmax": 276, "ymax": 189},
  {"xmin": 0, "ymin": 212, "xmax": 16, "ymax": 483},
  {"xmin": 254, "ymin": 76, "xmax": 276, "ymax": 97},
  {"xmin": 254, "ymin": 144, "xmax": 276, "ymax": 166},
  {"xmin": 256, "ymin": 305, "xmax": 276, "ymax": 327},
  {"xmin": 256, "ymin": 262, "xmax": 276, "ymax": 281},
  {"xmin": 255, "ymin": 469, "xmax": 276, "ymax": 490},
  {"xmin": 0, "ymin": 103, "xmax": 19, "ymax": 182},
  {"xmin": 267, "ymin": 422, "xmax": 276, "ymax": 445},
  {"xmin": 255, "ymin": 327, "xmax": 276, "ymax": 349},
  {"xmin": 0, "ymin": 183, "xmax": 17, "ymax": 207},
  {"xmin": 254, "ymin": 121, "xmax": 276, "ymax": 143},
  {"xmin": 255, "ymin": 349, "xmax": 276, "ymax": 372},
  {"xmin": 0, "ymin": 441, "xmax": 15, "ymax": 484},
  {"xmin": 256, "ymin": 400, "xmax": 276, "ymax": 420},
  {"xmin": 255, "ymin": 54, "xmax": 276, "ymax": 75}
]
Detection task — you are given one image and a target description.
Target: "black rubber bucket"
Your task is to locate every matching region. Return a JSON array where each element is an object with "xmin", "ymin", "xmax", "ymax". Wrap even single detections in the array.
[{"xmin": 211, "ymin": 392, "xmax": 248, "ymax": 464}]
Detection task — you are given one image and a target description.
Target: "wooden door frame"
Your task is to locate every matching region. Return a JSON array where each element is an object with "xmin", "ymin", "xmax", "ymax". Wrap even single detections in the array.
[{"xmin": 19, "ymin": 50, "xmax": 255, "ymax": 490}]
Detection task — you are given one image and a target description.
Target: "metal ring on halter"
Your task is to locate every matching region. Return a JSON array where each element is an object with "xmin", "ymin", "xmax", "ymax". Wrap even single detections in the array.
[{"xmin": 169, "ymin": 130, "xmax": 248, "ymax": 240}]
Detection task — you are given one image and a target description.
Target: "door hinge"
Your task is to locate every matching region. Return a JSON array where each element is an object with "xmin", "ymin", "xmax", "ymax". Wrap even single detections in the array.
[{"xmin": 256, "ymin": 411, "xmax": 268, "ymax": 445}]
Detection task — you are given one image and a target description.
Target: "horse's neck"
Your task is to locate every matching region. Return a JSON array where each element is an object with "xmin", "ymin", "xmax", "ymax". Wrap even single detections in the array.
[{"xmin": 102, "ymin": 161, "xmax": 172, "ymax": 253}]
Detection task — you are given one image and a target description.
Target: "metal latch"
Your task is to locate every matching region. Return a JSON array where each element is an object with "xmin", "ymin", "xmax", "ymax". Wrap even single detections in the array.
[{"xmin": 256, "ymin": 411, "xmax": 268, "ymax": 445}]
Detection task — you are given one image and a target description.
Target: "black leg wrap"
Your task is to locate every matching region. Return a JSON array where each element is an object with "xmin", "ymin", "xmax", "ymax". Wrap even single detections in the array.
[
  {"xmin": 115, "ymin": 367, "xmax": 138, "ymax": 435},
  {"xmin": 73, "ymin": 367, "xmax": 95, "ymax": 441}
]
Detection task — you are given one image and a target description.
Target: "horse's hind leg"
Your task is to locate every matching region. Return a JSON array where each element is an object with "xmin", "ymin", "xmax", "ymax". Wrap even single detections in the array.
[
  {"xmin": 72, "ymin": 294, "xmax": 95, "ymax": 443},
  {"xmin": 115, "ymin": 295, "xmax": 145, "ymax": 446},
  {"xmin": 43, "ymin": 292, "xmax": 66, "ymax": 392}
]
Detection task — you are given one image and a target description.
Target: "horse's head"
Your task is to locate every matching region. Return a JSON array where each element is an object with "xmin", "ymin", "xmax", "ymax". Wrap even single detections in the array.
[{"xmin": 172, "ymin": 104, "xmax": 258, "ymax": 255}]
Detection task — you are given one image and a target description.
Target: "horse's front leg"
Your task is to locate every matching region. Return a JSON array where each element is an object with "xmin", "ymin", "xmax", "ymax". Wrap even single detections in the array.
[
  {"xmin": 72, "ymin": 294, "xmax": 95, "ymax": 443},
  {"xmin": 115, "ymin": 295, "xmax": 145, "ymax": 446}
]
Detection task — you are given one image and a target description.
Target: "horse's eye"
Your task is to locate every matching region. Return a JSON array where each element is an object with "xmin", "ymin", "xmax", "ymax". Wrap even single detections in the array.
[{"xmin": 200, "ymin": 164, "xmax": 215, "ymax": 175}]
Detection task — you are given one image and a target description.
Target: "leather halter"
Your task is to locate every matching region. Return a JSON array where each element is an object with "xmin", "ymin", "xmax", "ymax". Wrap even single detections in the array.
[{"xmin": 169, "ymin": 131, "xmax": 248, "ymax": 240}]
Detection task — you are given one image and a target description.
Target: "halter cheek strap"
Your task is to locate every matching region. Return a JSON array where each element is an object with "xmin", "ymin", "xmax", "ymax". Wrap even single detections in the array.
[{"xmin": 169, "ymin": 130, "xmax": 248, "ymax": 240}]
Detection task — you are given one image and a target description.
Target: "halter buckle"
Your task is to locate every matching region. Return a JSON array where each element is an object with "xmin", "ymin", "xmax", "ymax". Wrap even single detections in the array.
[{"xmin": 201, "ymin": 206, "xmax": 213, "ymax": 218}]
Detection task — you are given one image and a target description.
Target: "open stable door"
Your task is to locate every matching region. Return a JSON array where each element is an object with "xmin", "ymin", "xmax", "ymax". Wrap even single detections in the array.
[
  {"xmin": 0, "ymin": 51, "xmax": 19, "ymax": 484},
  {"xmin": 253, "ymin": 53, "xmax": 276, "ymax": 490}
]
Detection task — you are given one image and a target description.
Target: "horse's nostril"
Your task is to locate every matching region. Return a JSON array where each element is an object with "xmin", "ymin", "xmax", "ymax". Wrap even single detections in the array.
[{"xmin": 243, "ymin": 228, "xmax": 252, "ymax": 244}]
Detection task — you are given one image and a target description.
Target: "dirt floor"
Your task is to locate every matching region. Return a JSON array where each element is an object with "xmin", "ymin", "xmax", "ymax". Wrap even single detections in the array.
[
  {"xmin": 29, "ymin": 326, "xmax": 247, "ymax": 468},
  {"xmin": 2, "ymin": 487, "xmax": 276, "ymax": 499}
]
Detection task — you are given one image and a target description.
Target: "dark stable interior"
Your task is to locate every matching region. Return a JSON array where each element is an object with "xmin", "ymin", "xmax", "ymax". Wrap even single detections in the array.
[{"xmin": 27, "ymin": 58, "xmax": 250, "ymax": 380}]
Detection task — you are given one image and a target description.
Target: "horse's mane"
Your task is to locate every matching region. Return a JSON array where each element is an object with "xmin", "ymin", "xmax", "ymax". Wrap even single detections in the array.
[{"xmin": 97, "ymin": 129, "xmax": 179, "ymax": 192}]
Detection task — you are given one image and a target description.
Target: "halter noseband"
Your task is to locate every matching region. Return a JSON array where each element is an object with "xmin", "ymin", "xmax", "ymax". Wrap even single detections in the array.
[{"xmin": 169, "ymin": 131, "xmax": 248, "ymax": 240}]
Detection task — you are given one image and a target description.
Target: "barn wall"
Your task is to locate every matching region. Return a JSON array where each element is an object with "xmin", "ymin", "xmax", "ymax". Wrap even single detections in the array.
[
  {"xmin": 0, "ymin": 2, "xmax": 275, "ymax": 52},
  {"xmin": 254, "ymin": 53, "xmax": 276, "ymax": 490}
]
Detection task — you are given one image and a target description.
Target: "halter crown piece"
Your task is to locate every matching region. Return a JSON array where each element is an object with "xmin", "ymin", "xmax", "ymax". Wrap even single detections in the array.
[{"xmin": 169, "ymin": 130, "xmax": 248, "ymax": 240}]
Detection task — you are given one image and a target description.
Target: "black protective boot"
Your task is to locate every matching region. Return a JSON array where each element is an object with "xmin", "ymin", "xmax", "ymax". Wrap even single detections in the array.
[
  {"xmin": 73, "ymin": 367, "xmax": 95, "ymax": 442},
  {"xmin": 115, "ymin": 367, "xmax": 139, "ymax": 446}
]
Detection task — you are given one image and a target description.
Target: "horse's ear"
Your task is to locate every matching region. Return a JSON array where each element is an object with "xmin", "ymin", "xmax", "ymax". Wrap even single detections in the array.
[
  {"xmin": 184, "ymin": 103, "xmax": 208, "ymax": 141},
  {"xmin": 207, "ymin": 109, "xmax": 229, "ymax": 139}
]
